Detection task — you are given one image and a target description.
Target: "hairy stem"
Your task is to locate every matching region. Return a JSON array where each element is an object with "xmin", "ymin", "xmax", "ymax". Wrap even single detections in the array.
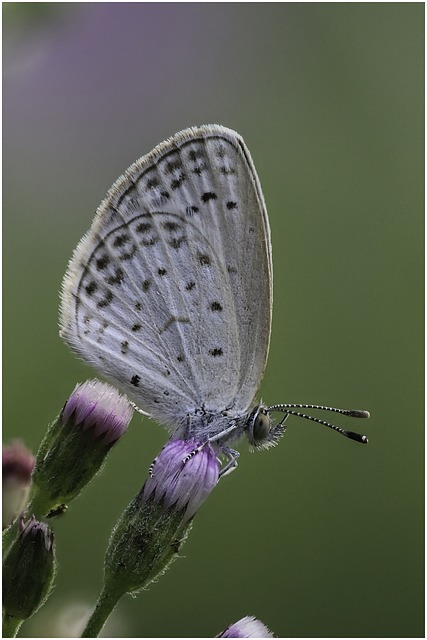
[{"xmin": 81, "ymin": 586, "xmax": 123, "ymax": 637}]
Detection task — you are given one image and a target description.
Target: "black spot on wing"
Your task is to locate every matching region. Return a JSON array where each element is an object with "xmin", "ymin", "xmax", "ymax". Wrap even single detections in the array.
[
  {"xmin": 201, "ymin": 192, "xmax": 217, "ymax": 203},
  {"xmin": 198, "ymin": 253, "xmax": 211, "ymax": 266},
  {"xmin": 171, "ymin": 173, "xmax": 186, "ymax": 190},
  {"xmin": 85, "ymin": 281, "xmax": 97, "ymax": 296},
  {"xmin": 186, "ymin": 205, "xmax": 199, "ymax": 216},
  {"xmin": 106, "ymin": 268, "xmax": 124, "ymax": 285},
  {"xmin": 162, "ymin": 221, "xmax": 181, "ymax": 232},
  {"xmin": 142, "ymin": 279, "xmax": 152, "ymax": 292},
  {"xmin": 141, "ymin": 237, "xmax": 159, "ymax": 247},
  {"xmin": 96, "ymin": 255, "xmax": 110, "ymax": 270},
  {"xmin": 188, "ymin": 148, "xmax": 204, "ymax": 162},
  {"xmin": 192, "ymin": 163, "xmax": 207, "ymax": 175},
  {"xmin": 168, "ymin": 236, "xmax": 186, "ymax": 249},
  {"xmin": 136, "ymin": 222, "xmax": 152, "ymax": 234},
  {"xmin": 113, "ymin": 234, "xmax": 129, "ymax": 247},
  {"xmin": 209, "ymin": 348, "xmax": 223, "ymax": 357},
  {"xmin": 97, "ymin": 290, "xmax": 113, "ymax": 308},
  {"xmin": 166, "ymin": 159, "xmax": 183, "ymax": 173}
]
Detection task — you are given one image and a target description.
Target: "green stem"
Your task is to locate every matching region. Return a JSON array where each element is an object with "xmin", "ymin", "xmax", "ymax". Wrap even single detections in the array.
[
  {"xmin": 81, "ymin": 586, "xmax": 123, "ymax": 637},
  {"xmin": 26, "ymin": 489, "xmax": 53, "ymax": 520},
  {"xmin": 2, "ymin": 612, "xmax": 22, "ymax": 638}
]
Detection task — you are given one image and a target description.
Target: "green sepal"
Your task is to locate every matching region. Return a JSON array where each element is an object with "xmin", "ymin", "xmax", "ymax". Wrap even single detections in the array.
[
  {"xmin": 30, "ymin": 413, "xmax": 113, "ymax": 517},
  {"xmin": 104, "ymin": 487, "xmax": 192, "ymax": 597}
]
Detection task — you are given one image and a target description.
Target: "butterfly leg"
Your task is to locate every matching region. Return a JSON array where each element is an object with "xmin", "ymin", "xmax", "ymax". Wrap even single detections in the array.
[
  {"xmin": 130, "ymin": 401, "xmax": 152, "ymax": 418},
  {"xmin": 181, "ymin": 442, "xmax": 207, "ymax": 464},
  {"xmin": 148, "ymin": 440, "xmax": 169, "ymax": 477},
  {"xmin": 206, "ymin": 421, "xmax": 238, "ymax": 444},
  {"xmin": 148, "ymin": 457, "xmax": 157, "ymax": 477},
  {"xmin": 151, "ymin": 438, "xmax": 206, "ymax": 475},
  {"xmin": 218, "ymin": 447, "xmax": 240, "ymax": 478},
  {"xmin": 181, "ymin": 421, "xmax": 239, "ymax": 466}
]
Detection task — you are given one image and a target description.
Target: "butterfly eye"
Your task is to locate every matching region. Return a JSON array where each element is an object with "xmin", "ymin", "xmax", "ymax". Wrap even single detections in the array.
[{"xmin": 249, "ymin": 409, "xmax": 271, "ymax": 445}]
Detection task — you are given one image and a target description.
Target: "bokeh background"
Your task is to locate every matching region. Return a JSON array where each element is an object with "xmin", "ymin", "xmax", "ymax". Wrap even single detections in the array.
[{"xmin": 3, "ymin": 3, "xmax": 424, "ymax": 638}]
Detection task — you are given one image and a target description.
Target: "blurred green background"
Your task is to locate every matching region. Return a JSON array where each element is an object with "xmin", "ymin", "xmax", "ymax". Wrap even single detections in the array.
[{"xmin": 3, "ymin": 3, "xmax": 424, "ymax": 638}]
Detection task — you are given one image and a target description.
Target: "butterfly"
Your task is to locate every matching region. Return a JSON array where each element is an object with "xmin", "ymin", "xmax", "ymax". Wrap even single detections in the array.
[{"xmin": 59, "ymin": 125, "xmax": 369, "ymax": 473}]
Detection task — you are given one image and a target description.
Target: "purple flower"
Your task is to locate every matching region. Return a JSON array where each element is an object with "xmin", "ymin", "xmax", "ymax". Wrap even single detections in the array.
[
  {"xmin": 30, "ymin": 380, "xmax": 134, "ymax": 517},
  {"xmin": 103, "ymin": 438, "xmax": 220, "ymax": 601},
  {"xmin": 62, "ymin": 379, "xmax": 133, "ymax": 445},
  {"xmin": 2, "ymin": 441, "xmax": 35, "ymax": 527},
  {"xmin": 218, "ymin": 616, "xmax": 274, "ymax": 638},
  {"xmin": 142, "ymin": 438, "xmax": 220, "ymax": 522}
]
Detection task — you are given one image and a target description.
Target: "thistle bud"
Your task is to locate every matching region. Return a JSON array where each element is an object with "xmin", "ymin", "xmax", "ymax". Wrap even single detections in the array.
[
  {"xmin": 82, "ymin": 439, "xmax": 219, "ymax": 637},
  {"xmin": 2, "ymin": 441, "xmax": 35, "ymax": 528},
  {"xmin": 2, "ymin": 517, "xmax": 56, "ymax": 634},
  {"xmin": 218, "ymin": 616, "xmax": 274, "ymax": 638},
  {"xmin": 30, "ymin": 380, "xmax": 133, "ymax": 517},
  {"xmin": 106, "ymin": 438, "xmax": 219, "ymax": 596}
]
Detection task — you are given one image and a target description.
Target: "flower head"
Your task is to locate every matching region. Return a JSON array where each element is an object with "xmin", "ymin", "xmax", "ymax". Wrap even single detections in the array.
[
  {"xmin": 30, "ymin": 379, "xmax": 133, "ymax": 517},
  {"xmin": 142, "ymin": 438, "xmax": 220, "ymax": 522},
  {"xmin": 2, "ymin": 441, "xmax": 35, "ymax": 527},
  {"xmin": 103, "ymin": 438, "xmax": 219, "ymax": 599},
  {"xmin": 62, "ymin": 379, "xmax": 133, "ymax": 446},
  {"xmin": 218, "ymin": 616, "xmax": 274, "ymax": 638}
]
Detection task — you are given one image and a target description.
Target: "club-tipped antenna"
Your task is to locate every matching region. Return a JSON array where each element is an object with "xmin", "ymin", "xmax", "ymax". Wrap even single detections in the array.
[{"xmin": 266, "ymin": 403, "xmax": 369, "ymax": 444}]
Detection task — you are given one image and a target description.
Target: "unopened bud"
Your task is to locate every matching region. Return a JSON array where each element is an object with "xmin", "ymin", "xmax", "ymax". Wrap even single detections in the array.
[
  {"xmin": 3, "ymin": 517, "xmax": 56, "ymax": 624},
  {"xmin": 30, "ymin": 380, "xmax": 133, "ymax": 517}
]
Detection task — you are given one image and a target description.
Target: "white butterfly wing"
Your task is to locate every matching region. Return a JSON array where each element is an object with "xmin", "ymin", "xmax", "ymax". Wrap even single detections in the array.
[{"xmin": 60, "ymin": 125, "xmax": 272, "ymax": 428}]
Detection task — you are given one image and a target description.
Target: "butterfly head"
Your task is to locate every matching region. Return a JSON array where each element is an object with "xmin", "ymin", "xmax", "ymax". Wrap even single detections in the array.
[{"xmin": 245, "ymin": 405, "xmax": 287, "ymax": 451}]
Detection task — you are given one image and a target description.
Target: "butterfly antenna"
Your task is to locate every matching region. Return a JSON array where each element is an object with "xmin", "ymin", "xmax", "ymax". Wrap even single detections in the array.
[{"xmin": 266, "ymin": 403, "xmax": 369, "ymax": 444}]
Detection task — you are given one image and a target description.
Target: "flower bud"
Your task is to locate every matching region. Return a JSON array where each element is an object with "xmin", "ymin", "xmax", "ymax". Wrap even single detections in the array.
[
  {"xmin": 2, "ymin": 441, "xmax": 35, "ymax": 528},
  {"xmin": 218, "ymin": 616, "xmax": 274, "ymax": 638},
  {"xmin": 3, "ymin": 517, "xmax": 56, "ymax": 626},
  {"xmin": 142, "ymin": 438, "xmax": 220, "ymax": 521},
  {"xmin": 104, "ymin": 438, "xmax": 219, "ymax": 597},
  {"xmin": 61, "ymin": 380, "xmax": 132, "ymax": 446},
  {"xmin": 30, "ymin": 380, "xmax": 133, "ymax": 517}
]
